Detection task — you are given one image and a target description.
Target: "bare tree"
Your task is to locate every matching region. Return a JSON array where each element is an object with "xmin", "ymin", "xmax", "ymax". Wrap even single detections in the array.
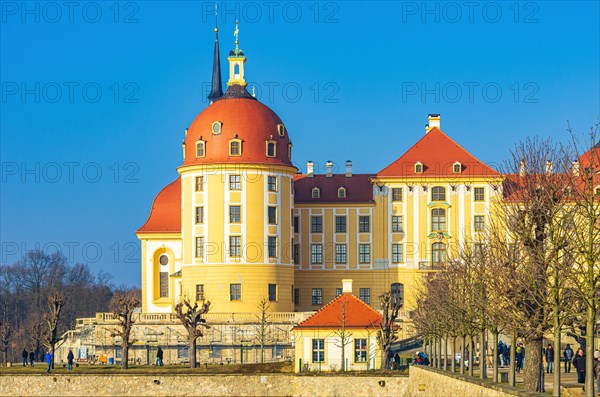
[
  {"xmin": 110, "ymin": 289, "xmax": 140, "ymax": 369},
  {"xmin": 43, "ymin": 290, "xmax": 66, "ymax": 368},
  {"xmin": 174, "ymin": 296, "xmax": 210, "ymax": 369},
  {"xmin": 332, "ymin": 297, "xmax": 352, "ymax": 371},
  {"xmin": 0, "ymin": 322, "xmax": 11, "ymax": 366},
  {"xmin": 376, "ymin": 290, "xmax": 403, "ymax": 370},
  {"xmin": 254, "ymin": 297, "xmax": 271, "ymax": 364}
]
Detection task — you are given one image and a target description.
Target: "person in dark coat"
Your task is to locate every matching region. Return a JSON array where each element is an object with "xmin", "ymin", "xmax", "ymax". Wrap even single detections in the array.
[
  {"xmin": 544, "ymin": 344, "xmax": 554, "ymax": 373},
  {"xmin": 393, "ymin": 353, "xmax": 400, "ymax": 370},
  {"xmin": 45, "ymin": 351, "xmax": 53, "ymax": 373},
  {"xmin": 22, "ymin": 349, "xmax": 28, "ymax": 366},
  {"xmin": 67, "ymin": 350, "xmax": 75, "ymax": 371},
  {"xmin": 29, "ymin": 351, "xmax": 35, "ymax": 367},
  {"xmin": 563, "ymin": 344, "xmax": 573, "ymax": 373},
  {"xmin": 572, "ymin": 348, "xmax": 586, "ymax": 384},
  {"xmin": 155, "ymin": 347, "xmax": 164, "ymax": 366}
]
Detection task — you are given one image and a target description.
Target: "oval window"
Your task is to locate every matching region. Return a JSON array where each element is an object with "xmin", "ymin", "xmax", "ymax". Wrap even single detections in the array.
[{"xmin": 159, "ymin": 255, "xmax": 169, "ymax": 266}]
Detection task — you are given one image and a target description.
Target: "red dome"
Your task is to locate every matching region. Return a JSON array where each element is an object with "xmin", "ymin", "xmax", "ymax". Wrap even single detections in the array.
[{"xmin": 182, "ymin": 97, "xmax": 293, "ymax": 167}]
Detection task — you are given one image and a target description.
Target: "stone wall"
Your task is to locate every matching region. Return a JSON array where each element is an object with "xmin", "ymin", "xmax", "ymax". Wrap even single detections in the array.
[
  {"xmin": 405, "ymin": 365, "xmax": 546, "ymax": 397},
  {"xmin": 0, "ymin": 374, "xmax": 408, "ymax": 397}
]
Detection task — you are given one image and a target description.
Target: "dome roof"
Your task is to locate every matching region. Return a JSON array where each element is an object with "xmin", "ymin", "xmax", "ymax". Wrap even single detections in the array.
[{"xmin": 182, "ymin": 94, "xmax": 293, "ymax": 167}]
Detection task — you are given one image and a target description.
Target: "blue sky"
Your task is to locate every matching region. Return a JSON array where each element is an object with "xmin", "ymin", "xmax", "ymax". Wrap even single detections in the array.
[{"xmin": 1, "ymin": 1, "xmax": 599, "ymax": 286}]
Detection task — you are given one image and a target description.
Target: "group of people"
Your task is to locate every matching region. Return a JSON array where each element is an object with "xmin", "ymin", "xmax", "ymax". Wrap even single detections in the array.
[
  {"xmin": 412, "ymin": 351, "xmax": 430, "ymax": 366},
  {"xmin": 20, "ymin": 349, "xmax": 36, "ymax": 367},
  {"xmin": 21, "ymin": 348, "xmax": 76, "ymax": 373}
]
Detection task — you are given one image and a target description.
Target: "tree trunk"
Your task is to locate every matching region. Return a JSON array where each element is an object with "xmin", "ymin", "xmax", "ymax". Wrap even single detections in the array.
[
  {"xmin": 444, "ymin": 335, "xmax": 449, "ymax": 370},
  {"xmin": 492, "ymin": 331, "xmax": 499, "ymax": 383},
  {"xmin": 461, "ymin": 335, "xmax": 466, "ymax": 375},
  {"xmin": 437, "ymin": 336, "xmax": 442, "ymax": 369},
  {"xmin": 509, "ymin": 334, "xmax": 516, "ymax": 387},
  {"xmin": 189, "ymin": 337, "xmax": 197, "ymax": 369},
  {"xmin": 432, "ymin": 336, "xmax": 437, "ymax": 368},
  {"xmin": 451, "ymin": 336, "xmax": 456, "ymax": 373},
  {"xmin": 468, "ymin": 335, "xmax": 474, "ymax": 377},
  {"xmin": 523, "ymin": 336, "xmax": 543, "ymax": 392},
  {"xmin": 121, "ymin": 340, "xmax": 128, "ymax": 369},
  {"xmin": 553, "ymin": 322, "xmax": 561, "ymax": 397},
  {"xmin": 480, "ymin": 328, "xmax": 487, "ymax": 379},
  {"xmin": 585, "ymin": 305, "xmax": 595, "ymax": 397}
]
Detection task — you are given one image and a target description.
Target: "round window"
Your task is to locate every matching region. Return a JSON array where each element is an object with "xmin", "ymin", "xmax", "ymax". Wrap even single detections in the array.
[
  {"xmin": 159, "ymin": 255, "xmax": 169, "ymax": 266},
  {"xmin": 212, "ymin": 122, "xmax": 221, "ymax": 134}
]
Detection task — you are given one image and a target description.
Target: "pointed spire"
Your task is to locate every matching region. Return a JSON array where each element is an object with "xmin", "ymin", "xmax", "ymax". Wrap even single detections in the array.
[{"xmin": 207, "ymin": 4, "xmax": 223, "ymax": 104}]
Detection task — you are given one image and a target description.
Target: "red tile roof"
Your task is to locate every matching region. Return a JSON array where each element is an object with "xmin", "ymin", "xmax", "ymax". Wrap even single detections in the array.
[
  {"xmin": 293, "ymin": 174, "xmax": 374, "ymax": 204},
  {"xmin": 377, "ymin": 127, "xmax": 500, "ymax": 178},
  {"xmin": 137, "ymin": 178, "xmax": 181, "ymax": 234},
  {"xmin": 294, "ymin": 293, "xmax": 382, "ymax": 329}
]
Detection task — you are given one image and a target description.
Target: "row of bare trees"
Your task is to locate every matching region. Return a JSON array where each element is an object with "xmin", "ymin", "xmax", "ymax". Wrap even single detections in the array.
[{"xmin": 413, "ymin": 126, "xmax": 599, "ymax": 397}]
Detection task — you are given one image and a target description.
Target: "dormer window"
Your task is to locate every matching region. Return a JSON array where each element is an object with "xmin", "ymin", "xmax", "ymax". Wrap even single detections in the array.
[
  {"xmin": 277, "ymin": 124, "xmax": 286, "ymax": 137},
  {"xmin": 453, "ymin": 162, "xmax": 462, "ymax": 174},
  {"xmin": 415, "ymin": 162, "xmax": 423, "ymax": 173},
  {"xmin": 312, "ymin": 187, "xmax": 320, "ymax": 199},
  {"xmin": 212, "ymin": 121, "xmax": 222, "ymax": 135},
  {"xmin": 196, "ymin": 140, "xmax": 206, "ymax": 158},
  {"xmin": 266, "ymin": 141, "xmax": 276, "ymax": 157},
  {"xmin": 229, "ymin": 139, "xmax": 242, "ymax": 156},
  {"xmin": 595, "ymin": 186, "xmax": 600, "ymax": 196},
  {"xmin": 288, "ymin": 143, "xmax": 292, "ymax": 159},
  {"xmin": 338, "ymin": 187, "xmax": 346, "ymax": 198}
]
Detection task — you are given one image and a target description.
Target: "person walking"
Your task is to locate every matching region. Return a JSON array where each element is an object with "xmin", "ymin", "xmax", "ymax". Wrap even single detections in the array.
[
  {"xmin": 572, "ymin": 348, "xmax": 586, "ymax": 384},
  {"xmin": 29, "ymin": 351, "xmax": 35, "ymax": 367},
  {"xmin": 564, "ymin": 344, "xmax": 574, "ymax": 373},
  {"xmin": 67, "ymin": 350, "xmax": 74, "ymax": 371},
  {"xmin": 393, "ymin": 353, "xmax": 400, "ymax": 370},
  {"xmin": 22, "ymin": 349, "xmax": 28, "ymax": 366},
  {"xmin": 155, "ymin": 347, "xmax": 163, "ymax": 366},
  {"xmin": 45, "ymin": 351, "xmax": 53, "ymax": 373},
  {"xmin": 545, "ymin": 344, "xmax": 554, "ymax": 374}
]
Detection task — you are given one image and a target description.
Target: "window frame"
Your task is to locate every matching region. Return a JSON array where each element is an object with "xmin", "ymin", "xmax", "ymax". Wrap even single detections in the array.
[
  {"xmin": 392, "ymin": 243, "xmax": 403, "ymax": 264},
  {"xmin": 335, "ymin": 216, "xmax": 347, "ymax": 233},
  {"xmin": 195, "ymin": 206, "xmax": 204, "ymax": 224},
  {"xmin": 266, "ymin": 140, "xmax": 276, "ymax": 157},
  {"xmin": 337, "ymin": 187, "xmax": 346, "ymax": 198},
  {"xmin": 432, "ymin": 242, "xmax": 446, "ymax": 264},
  {"xmin": 229, "ymin": 205, "xmax": 241, "ymax": 223},
  {"xmin": 311, "ymin": 187, "xmax": 320, "ymax": 199},
  {"xmin": 311, "ymin": 216, "xmax": 323, "ymax": 233},
  {"xmin": 195, "ymin": 284, "xmax": 205, "ymax": 301},
  {"xmin": 474, "ymin": 187, "xmax": 485, "ymax": 201},
  {"xmin": 211, "ymin": 121, "xmax": 222, "ymax": 135},
  {"xmin": 391, "ymin": 187, "xmax": 403, "ymax": 202},
  {"xmin": 312, "ymin": 338, "xmax": 325, "ymax": 363},
  {"xmin": 229, "ymin": 139, "xmax": 242, "ymax": 156},
  {"xmin": 268, "ymin": 283, "xmax": 277, "ymax": 302},
  {"xmin": 267, "ymin": 176, "xmax": 278, "ymax": 192},
  {"xmin": 359, "ymin": 243, "xmax": 371, "ymax": 264},
  {"xmin": 335, "ymin": 243, "xmax": 347, "ymax": 264},
  {"xmin": 311, "ymin": 288, "xmax": 323, "ymax": 305},
  {"xmin": 229, "ymin": 174, "xmax": 241, "ymax": 190},
  {"xmin": 474, "ymin": 215, "xmax": 485, "ymax": 231},
  {"xmin": 268, "ymin": 206, "xmax": 278, "ymax": 225},
  {"xmin": 431, "ymin": 208, "xmax": 447, "ymax": 232},
  {"xmin": 195, "ymin": 140, "xmax": 206, "ymax": 158},
  {"xmin": 391, "ymin": 215, "xmax": 403, "ymax": 232},
  {"xmin": 195, "ymin": 176, "xmax": 204, "ymax": 192},
  {"xmin": 229, "ymin": 236, "xmax": 241, "ymax": 258},
  {"xmin": 229, "ymin": 283, "xmax": 241, "ymax": 301},
  {"xmin": 268, "ymin": 236, "xmax": 278, "ymax": 258},
  {"xmin": 359, "ymin": 216, "xmax": 370, "ymax": 233},
  {"xmin": 195, "ymin": 236, "xmax": 204, "ymax": 258},
  {"xmin": 354, "ymin": 338, "xmax": 367, "ymax": 363},
  {"xmin": 431, "ymin": 186, "xmax": 446, "ymax": 201},
  {"xmin": 359, "ymin": 288, "xmax": 370, "ymax": 304},
  {"xmin": 311, "ymin": 244, "xmax": 323, "ymax": 264}
]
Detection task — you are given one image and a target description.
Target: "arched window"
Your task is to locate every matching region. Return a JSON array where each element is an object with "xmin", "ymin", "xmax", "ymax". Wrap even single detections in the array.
[
  {"xmin": 159, "ymin": 254, "xmax": 169, "ymax": 298},
  {"xmin": 431, "ymin": 208, "xmax": 446, "ymax": 231},
  {"xmin": 391, "ymin": 283, "xmax": 404, "ymax": 305},
  {"xmin": 338, "ymin": 187, "xmax": 346, "ymax": 198},
  {"xmin": 432, "ymin": 243, "xmax": 446, "ymax": 264},
  {"xmin": 453, "ymin": 162, "xmax": 462, "ymax": 174},
  {"xmin": 277, "ymin": 124, "xmax": 285, "ymax": 137},
  {"xmin": 234, "ymin": 64, "xmax": 240, "ymax": 77},
  {"xmin": 229, "ymin": 140, "xmax": 241, "ymax": 156},
  {"xmin": 312, "ymin": 187, "xmax": 320, "ymax": 198},
  {"xmin": 288, "ymin": 143, "xmax": 292, "ymax": 159},
  {"xmin": 196, "ymin": 141, "xmax": 205, "ymax": 158},
  {"xmin": 414, "ymin": 162, "xmax": 423, "ymax": 173},
  {"xmin": 431, "ymin": 186, "xmax": 446, "ymax": 201},
  {"xmin": 266, "ymin": 141, "xmax": 276, "ymax": 157}
]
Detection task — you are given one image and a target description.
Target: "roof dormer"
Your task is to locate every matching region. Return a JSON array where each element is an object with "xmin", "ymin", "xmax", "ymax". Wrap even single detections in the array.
[{"xmin": 414, "ymin": 161, "xmax": 423, "ymax": 174}]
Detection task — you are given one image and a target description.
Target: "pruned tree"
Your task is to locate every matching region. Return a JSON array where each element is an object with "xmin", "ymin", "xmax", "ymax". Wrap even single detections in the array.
[
  {"xmin": 110, "ymin": 289, "xmax": 140, "ymax": 369},
  {"xmin": 332, "ymin": 296, "xmax": 352, "ymax": 371},
  {"xmin": 254, "ymin": 297, "xmax": 271, "ymax": 364},
  {"xmin": 376, "ymin": 290, "xmax": 403, "ymax": 370},
  {"xmin": 42, "ymin": 290, "xmax": 66, "ymax": 368},
  {"xmin": 174, "ymin": 296, "xmax": 210, "ymax": 369}
]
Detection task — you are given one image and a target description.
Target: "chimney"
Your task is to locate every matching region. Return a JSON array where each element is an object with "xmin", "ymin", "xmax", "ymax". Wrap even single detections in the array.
[
  {"xmin": 425, "ymin": 114, "xmax": 440, "ymax": 133},
  {"xmin": 325, "ymin": 160, "xmax": 333, "ymax": 177},
  {"xmin": 572, "ymin": 160, "xmax": 580, "ymax": 176},
  {"xmin": 345, "ymin": 160, "xmax": 352, "ymax": 177},
  {"xmin": 342, "ymin": 279, "xmax": 353, "ymax": 294},
  {"xmin": 519, "ymin": 160, "xmax": 526, "ymax": 176},
  {"xmin": 307, "ymin": 161, "xmax": 314, "ymax": 177},
  {"xmin": 546, "ymin": 160, "xmax": 553, "ymax": 174}
]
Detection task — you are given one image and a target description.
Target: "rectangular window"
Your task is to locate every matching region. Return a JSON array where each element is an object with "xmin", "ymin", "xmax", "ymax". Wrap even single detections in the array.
[
  {"xmin": 230, "ymin": 284, "xmax": 241, "ymax": 301},
  {"xmin": 359, "ymin": 288, "xmax": 370, "ymax": 304},
  {"xmin": 293, "ymin": 216, "xmax": 299, "ymax": 233},
  {"xmin": 195, "ymin": 176, "xmax": 203, "ymax": 192},
  {"xmin": 335, "ymin": 288, "xmax": 343, "ymax": 298},
  {"xmin": 392, "ymin": 243, "xmax": 403, "ymax": 263},
  {"xmin": 268, "ymin": 236, "xmax": 277, "ymax": 258},
  {"xmin": 359, "ymin": 216, "xmax": 370, "ymax": 233},
  {"xmin": 359, "ymin": 244, "xmax": 370, "ymax": 264},
  {"xmin": 229, "ymin": 236, "xmax": 241, "ymax": 257},
  {"xmin": 229, "ymin": 205, "xmax": 241, "ymax": 223},
  {"xmin": 195, "ymin": 237, "xmax": 204, "ymax": 258},
  {"xmin": 195, "ymin": 284, "xmax": 204, "ymax": 301},
  {"xmin": 268, "ymin": 284, "xmax": 277, "ymax": 301},
  {"xmin": 312, "ymin": 339, "xmax": 325, "ymax": 363},
  {"xmin": 474, "ymin": 215, "xmax": 485, "ymax": 231},
  {"xmin": 311, "ymin": 216, "xmax": 322, "ymax": 233},
  {"xmin": 354, "ymin": 339, "xmax": 367, "ymax": 363},
  {"xmin": 311, "ymin": 288, "xmax": 323, "ymax": 305},
  {"xmin": 474, "ymin": 187, "xmax": 485, "ymax": 201},
  {"xmin": 229, "ymin": 174, "xmax": 241, "ymax": 190},
  {"xmin": 268, "ymin": 206, "xmax": 277, "ymax": 225},
  {"xmin": 195, "ymin": 206, "xmax": 204, "ymax": 224},
  {"xmin": 335, "ymin": 216, "xmax": 347, "ymax": 233},
  {"xmin": 335, "ymin": 244, "xmax": 347, "ymax": 264},
  {"xmin": 392, "ymin": 215, "xmax": 403, "ymax": 232},
  {"xmin": 293, "ymin": 244, "xmax": 300, "ymax": 264},
  {"xmin": 311, "ymin": 244, "xmax": 323, "ymax": 264},
  {"xmin": 392, "ymin": 187, "xmax": 403, "ymax": 202},
  {"xmin": 210, "ymin": 345, "xmax": 222, "ymax": 359},
  {"xmin": 268, "ymin": 176, "xmax": 277, "ymax": 192},
  {"xmin": 294, "ymin": 288, "xmax": 300, "ymax": 305},
  {"xmin": 159, "ymin": 272, "xmax": 168, "ymax": 297}
]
